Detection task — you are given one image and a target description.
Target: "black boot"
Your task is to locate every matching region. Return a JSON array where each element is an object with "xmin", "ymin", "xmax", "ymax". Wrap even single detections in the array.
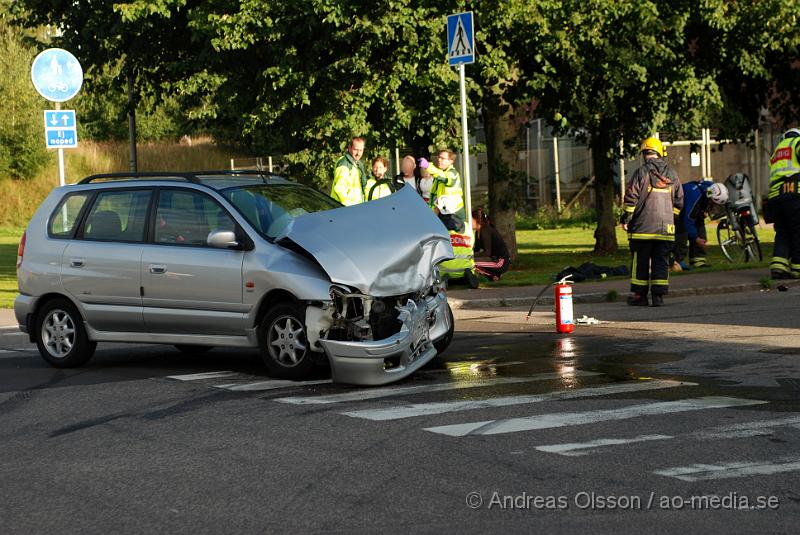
[
  {"xmin": 627, "ymin": 293, "xmax": 649, "ymax": 306},
  {"xmin": 651, "ymin": 294, "xmax": 664, "ymax": 307}
]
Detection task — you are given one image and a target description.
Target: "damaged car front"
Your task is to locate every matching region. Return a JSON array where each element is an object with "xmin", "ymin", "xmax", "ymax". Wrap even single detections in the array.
[{"xmin": 223, "ymin": 183, "xmax": 454, "ymax": 385}]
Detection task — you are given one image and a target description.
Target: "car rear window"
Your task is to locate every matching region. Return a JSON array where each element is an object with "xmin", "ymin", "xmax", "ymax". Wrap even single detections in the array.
[
  {"xmin": 81, "ymin": 189, "xmax": 151, "ymax": 242},
  {"xmin": 222, "ymin": 184, "xmax": 340, "ymax": 239},
  {"xmin": 49, "ymin": 192, "xmax": 92, "ymax": 239}
]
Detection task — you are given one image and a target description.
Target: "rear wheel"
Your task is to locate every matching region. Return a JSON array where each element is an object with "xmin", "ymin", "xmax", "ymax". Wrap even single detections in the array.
[
  {"xmin": 258, "ymin": 303, "xmax": 313, "ymax": 380},
  {"xmin": 743, "ymin": 220, "xmax": 763, "ymax": 262},
  {"xmin": 35, "ymin": 298, "xmax": 96, "ymax": 368},
  {"xmin": 717, "ymin": 218, "xmax": 746, "ymax": 263}
]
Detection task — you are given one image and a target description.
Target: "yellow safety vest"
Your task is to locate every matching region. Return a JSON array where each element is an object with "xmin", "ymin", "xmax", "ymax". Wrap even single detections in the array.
[
  {"xmin": 768, "ymin": 137, "xmax": 800, "ymax": 199},
  {"xmin": 365, "ymin": 178, "xmax": 393, "ymax": 200},
  {"xmin": 438, "ymin": 231, "xmax": 475, "ymax": 277},
  {"xmin": 331, "ymin": 154, "xmax": 366, "ymax": 206},
  {"xmin": 427, "ymin": 164, "xmax": 465, "ymax": 219}
]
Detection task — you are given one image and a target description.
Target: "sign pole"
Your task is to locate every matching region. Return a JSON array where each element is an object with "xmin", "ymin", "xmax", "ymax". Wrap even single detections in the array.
[
  {"xmin": 55, "ymin": 101, "xmax": 66, "ymax": 186},
  {"xmin": 459, "ymin": 63, "xmax": 472, "ymax": 226}
]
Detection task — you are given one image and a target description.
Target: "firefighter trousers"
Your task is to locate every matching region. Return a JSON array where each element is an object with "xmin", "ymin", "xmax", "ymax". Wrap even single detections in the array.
[
  {"xmin": 675, "ymin": 216, "xmax": 708, "ymax": 267},
  {"xmin": 629, "ymin": 239, "xmax": 671, "ymax": 296},
  {"xmin": 769, "ymin": 193, "xmax": 800, "ymax": 277}
]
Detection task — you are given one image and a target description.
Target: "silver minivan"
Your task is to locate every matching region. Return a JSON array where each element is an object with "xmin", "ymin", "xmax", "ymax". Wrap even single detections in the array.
[{"xmin": 14, "ymin": 172, "xmax": 455, "ymax": 385}]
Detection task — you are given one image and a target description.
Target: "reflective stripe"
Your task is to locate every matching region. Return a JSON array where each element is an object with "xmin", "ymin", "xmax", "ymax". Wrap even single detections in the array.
[
  {"xmin": 691, "ymin": 258, "xmax": 708, "ymax": 266},
  {"xmin": 631, "ymin": 278, "xmax": 649, "ymax": 286},
  {"xmin": 629, "ymin": 233, "xmax": 674, "ymax": 241},
  {"xmin": 623, "ymin": 205, "xmax": 635, "ymax": 213},
  {"xmin": 651, "ymin": 279, "xmax": 669, "ymax": 286},
  {"xmin": 771, "ymin": 257, "xmax": 790, "ymax": 267},
  {"xmin": 673, "ymin": 207, "xmax": 681, "ymax": 215},
  {"xmin": 453, "ymin": 254, "xmax": 473, "ymax": 260}
]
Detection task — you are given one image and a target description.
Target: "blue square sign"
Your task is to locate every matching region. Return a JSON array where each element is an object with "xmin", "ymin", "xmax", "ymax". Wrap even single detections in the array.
[
  {"xmin": 44, "ymin": 110, "xmax": 78, "ymax": 149},
  {"xmin": 447, "ymin": 12, "xmax": 475, "ymax": 66}
]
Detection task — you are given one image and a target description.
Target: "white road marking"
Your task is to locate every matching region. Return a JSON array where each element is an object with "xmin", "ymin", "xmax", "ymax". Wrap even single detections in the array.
[
  {"xmin": 536, "ymin": 434, "xmax": 673, "ymax": 456},
  {"xmin": 214, "ymin": 379, "xmax": 332, "ymax": 391},
  {"xmin": 275, "ymin": 371, "xmax": 603, "ymax": 405},
  {"xmin": 166, "ymin": 371, "xmax": 238, "ymax": 381},
  {"xmin": 536, "ymin": 416, "xmax": 800, "ymax": 457},
  {"xmin": 423, "ymin": 396, "xmax": 768, "ymax": 437},
  {"xmin": 654, "ymin": 458, "xmax": 800, "ymax": 481},
  {"xmin": 342, "ymin": 379, "xmax": 693, "ymax": 421}
]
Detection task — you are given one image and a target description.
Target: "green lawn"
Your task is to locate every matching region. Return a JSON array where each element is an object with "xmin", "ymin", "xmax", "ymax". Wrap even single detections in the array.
[{"xmin": 0, "ymin": 223, "xmax": 777, "ymax": 308}]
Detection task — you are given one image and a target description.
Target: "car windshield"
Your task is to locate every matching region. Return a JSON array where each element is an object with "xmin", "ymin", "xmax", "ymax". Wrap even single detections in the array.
[{"xmin": 221, "ymin": 183, "xmax": 341, "ymax": 239}]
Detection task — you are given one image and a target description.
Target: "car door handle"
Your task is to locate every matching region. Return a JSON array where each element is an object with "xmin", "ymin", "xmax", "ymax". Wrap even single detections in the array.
[
  {"xmin": 69, "ymin": 258, "xmax": 85, "ymax": 268},
  {"xmin": 149, "ymin": 264, "xmax": 167, "ymax": 274}
]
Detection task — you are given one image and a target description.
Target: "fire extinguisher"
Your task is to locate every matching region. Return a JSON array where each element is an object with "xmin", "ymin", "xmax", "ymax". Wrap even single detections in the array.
[
  {"xmin": 525, "ymin": 275, "xmax": 574, "ymax": 334},
  {"xmin": 554, "ymin": 279, "xmax": 574, "ymax": 334}
]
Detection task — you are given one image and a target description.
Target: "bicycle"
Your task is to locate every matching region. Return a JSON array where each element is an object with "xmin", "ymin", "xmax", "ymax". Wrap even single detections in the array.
[{"xmin": 715, "ymin": 173, "xmax": 763, "ymax": 263}]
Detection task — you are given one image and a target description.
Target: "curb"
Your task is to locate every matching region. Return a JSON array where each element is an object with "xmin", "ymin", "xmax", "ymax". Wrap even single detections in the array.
[{"xmin": 448, "ymin": 279, "xmax": 800, "ymax": 310}]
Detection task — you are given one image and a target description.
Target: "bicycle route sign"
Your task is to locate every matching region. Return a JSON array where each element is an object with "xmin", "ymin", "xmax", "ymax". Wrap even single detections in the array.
[{"xmin": 31, "ymin": 48, "xmax": 83, "ymax": 102}]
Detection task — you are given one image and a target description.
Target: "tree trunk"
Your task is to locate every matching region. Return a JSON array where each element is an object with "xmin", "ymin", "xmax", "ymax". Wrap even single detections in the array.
[
  {"xmin": 483, "ymin": 95, "xmax": 520, "ymax": 261},
  {"xmin": 591, "ymin": 124, "xmax": 619, "ymax": 255}
]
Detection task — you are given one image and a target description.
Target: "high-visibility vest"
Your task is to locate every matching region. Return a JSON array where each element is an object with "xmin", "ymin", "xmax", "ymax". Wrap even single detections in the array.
[
  {"xmin": 427, "ymin": 164, "xmax": 465, "ymax": 219},
  {"xmin": 365, "ymin": 178, "xmax": 393, "ymax": 200},
  {"xmin": 768, "ymin": 137, "xmax": 800, "ymax": 199},
  {"xmin": 331, "ymin": 154, "xmax": 367, "ymax": 205},
  {"xmin": 438, "ymin": 231, "xmax": 475, "ymax": 277}
]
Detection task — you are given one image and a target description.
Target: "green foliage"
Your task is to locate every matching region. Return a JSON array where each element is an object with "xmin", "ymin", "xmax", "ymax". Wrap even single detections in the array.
[
  {"xmin": 516, "ymin": 204, "xmax": 596, "ymax": 230},
  {"xmin": 0, "ymin": 19, "xmax": 49, "ymax": 179}
]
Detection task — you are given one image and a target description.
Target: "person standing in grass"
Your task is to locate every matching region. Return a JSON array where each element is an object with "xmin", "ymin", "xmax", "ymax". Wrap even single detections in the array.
[{"xmin": 620, "ymin": 137, "xmax": 683, "ymax": 307}]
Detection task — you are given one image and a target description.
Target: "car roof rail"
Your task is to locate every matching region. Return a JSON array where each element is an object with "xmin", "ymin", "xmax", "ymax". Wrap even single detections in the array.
[{"xmin": 78, "ymin": 172, "xmax": 201, "ymax": 184}]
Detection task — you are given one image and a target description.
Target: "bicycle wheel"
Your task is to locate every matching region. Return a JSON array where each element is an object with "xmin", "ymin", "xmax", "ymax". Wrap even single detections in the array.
[
  {"xmin": 717, "ymin": 218, "xmax": 746, "ymax": 263},
  {"xmin": 743, "ymin": 220, "xmax": 763, "ymax": 262}
]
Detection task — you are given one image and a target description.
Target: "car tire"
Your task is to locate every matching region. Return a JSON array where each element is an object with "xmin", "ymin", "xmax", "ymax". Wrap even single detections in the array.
[
  {"xmin": 34, "ymin": 298, "xmax": 96, "ymax": 368},
  {"xmin": 433, "ymin": 303, "xmax": 455, "ymax": 355},
  {"xmin": 174, "ymin": 345, "xmax": 213, "ymax": 354},
  {"xmin": 258, "ymin": 303, "xmax": 313, "ymax": 380}
]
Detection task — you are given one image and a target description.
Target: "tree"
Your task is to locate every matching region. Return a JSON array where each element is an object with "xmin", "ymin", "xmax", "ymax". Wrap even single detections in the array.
[{"xmin": 0, "ymin": 14, "xmax": 49, "ymax": 179}]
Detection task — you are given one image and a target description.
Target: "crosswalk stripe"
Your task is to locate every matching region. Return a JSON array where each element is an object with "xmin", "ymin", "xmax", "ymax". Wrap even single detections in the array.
[
  {"xmin": 166, "ymin": 371, "xmax": 238, "ymax": 381},
  {"xmin": 536, "ymin": 415, "xmax": 800, "ymax": 457},
  {"xmin": 274, "ymin": 371, "xmax": 603, "ymax": 405},
  {"xmin": 424, "ymin": 396, "xmax": 768, "ymax": 437},
  {"xmin": 214, "ymin": 379, "xmax": 332, "ymax": 392},
  {"xmin": 536, "ymin": 434, "xmax": 673, "ymax": 456},
  {"xmin": 342, "ymin": 379, "xmax": 694, "ymax": 421},
  {"xmin": 654, "ymin": 457, "xmax": 800, "ymax": 481}
]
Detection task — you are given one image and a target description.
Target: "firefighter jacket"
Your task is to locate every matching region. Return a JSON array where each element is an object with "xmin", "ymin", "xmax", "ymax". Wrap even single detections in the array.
[
  {"xmin": 330, "ymin": 153, "xmax": 367, "ymax": 206},
  {"xmin": 427, "ymin": 163, "xmax": 466, "ymax": 220},
  {"xmin": 768, "ymin": 136, "xmax": 800, "ymax": 199},
  {"xmin": 621, "ymin": 158, "xmax": 684, "ymax": 241}
]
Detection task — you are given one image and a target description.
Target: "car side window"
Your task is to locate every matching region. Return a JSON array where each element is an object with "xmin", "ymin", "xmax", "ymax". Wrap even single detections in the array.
[
  {"xmin": 154, "ymin": 189, "xmax": 236, "ymax": 246},
  {"xmin": 82, "ymin": 189, "xmax": 151, "ymax": 242},
  {"xmin": 49, "ymin": 192, "xmax": 91, "ymax": 239}
]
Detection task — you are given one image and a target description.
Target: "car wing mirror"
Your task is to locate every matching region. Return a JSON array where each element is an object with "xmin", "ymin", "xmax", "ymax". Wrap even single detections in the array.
[{"xmin": 207, "ymin": 230, "xmax": 239, "ymax": 249}]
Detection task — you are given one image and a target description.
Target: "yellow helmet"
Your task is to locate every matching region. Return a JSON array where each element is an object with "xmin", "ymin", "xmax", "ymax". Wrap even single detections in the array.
[{"xmin": 640, "ymin": 137, "xmax": 665, "ymax": 157}]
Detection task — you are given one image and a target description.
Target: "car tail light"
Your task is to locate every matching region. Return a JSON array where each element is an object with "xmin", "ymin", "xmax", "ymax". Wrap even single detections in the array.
[{"xmin": 16, "ymin": 231, "xmax": 26, "ymax": 271}]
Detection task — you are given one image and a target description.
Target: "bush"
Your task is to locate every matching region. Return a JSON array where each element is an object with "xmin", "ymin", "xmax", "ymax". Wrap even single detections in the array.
[
  {"xmin": 0, "ymin": 22, "xmax": 50, "ymax": 180},
  {"xmin": 516, "ymin": 203, "xmax": 597, "ymax": 230}
]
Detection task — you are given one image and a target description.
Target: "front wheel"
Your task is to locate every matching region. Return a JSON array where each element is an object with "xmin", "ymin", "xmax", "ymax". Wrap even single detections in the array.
[
  {"xmin": 258, "ymin": 303, "xmax": 314, "ymax": 380},
  {"xmin": 35, "ymin": 298, "xmax": 96, "ymax": 368},
  {"xmin": 717, "ymin": 218, "xmax": 746, "ymax": 263}
]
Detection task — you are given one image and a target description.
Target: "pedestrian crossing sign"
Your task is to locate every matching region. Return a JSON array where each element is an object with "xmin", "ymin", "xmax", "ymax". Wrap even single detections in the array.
[{"xmin": 447, "ymin": 11, "xmax": 475, "ymax": 66}]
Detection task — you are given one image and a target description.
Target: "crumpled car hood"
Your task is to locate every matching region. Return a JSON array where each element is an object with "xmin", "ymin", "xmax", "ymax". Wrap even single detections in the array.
[{"xmin": 275, "ymin": 186, "xmax": 454, "ymax": 296}]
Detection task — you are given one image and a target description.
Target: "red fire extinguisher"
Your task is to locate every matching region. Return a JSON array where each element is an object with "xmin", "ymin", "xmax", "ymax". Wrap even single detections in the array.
[{"xmin": 555, "ymin": 279, "xmax": 574, "ymax": 334}]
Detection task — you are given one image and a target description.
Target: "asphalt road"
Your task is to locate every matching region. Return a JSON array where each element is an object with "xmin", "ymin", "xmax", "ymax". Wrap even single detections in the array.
[{"xmin": 1, "ymin": 289, "xmax": 799, "ymax": 534}]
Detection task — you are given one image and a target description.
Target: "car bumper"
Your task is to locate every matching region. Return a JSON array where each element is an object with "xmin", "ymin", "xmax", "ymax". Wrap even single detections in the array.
[
  {"xmin": 319, "ymin": 291, "xmax": 450, "ymax": 386},
  {"xmin": 13, "ymin": 294, "xmax": 35, "ymax": 334}
]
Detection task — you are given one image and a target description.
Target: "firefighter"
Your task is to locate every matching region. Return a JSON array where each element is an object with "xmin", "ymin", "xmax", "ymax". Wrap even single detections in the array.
[
  {"xmin": 675, "ymin": 181, "xmax": 728, "ymax": 269},
  {"xmin": 330, "ymin": 137, "xmax": 367, "ymax": 206},
  {"xmin": 420, "ymin": 149, "xmax": 466, "ymax": 221},
  {"xmin": 767, "ymin": 128, "xmax": 800, "ymax": 279},
  {"xmin": 620, "ymin": 137, "xmax": 684, "ymax": 307}
]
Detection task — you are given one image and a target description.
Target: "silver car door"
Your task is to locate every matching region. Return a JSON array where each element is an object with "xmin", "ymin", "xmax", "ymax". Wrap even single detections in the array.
[
  {"xmin": 141, "ymin": 188, "xmax": 246, "ymax": 335},
  {"xmin": 60, "ymin": 188, "xmax": 150, "ymax": 332}
]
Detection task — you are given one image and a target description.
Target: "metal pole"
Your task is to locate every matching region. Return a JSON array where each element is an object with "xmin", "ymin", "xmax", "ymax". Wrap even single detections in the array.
[
  {"xmin": 54, "ymin": 101, "xmax": 65, "ymax": 186},
  {"xmin": 458, "ymin": 63, "xmax": 472, "ymax": 228},
  {"xmin": 537, "ymin": 119, "xmax": 545, "ymax": 207},
  {"xmin": 553, "ymin": 134, "xmax": 561, "ymax": 211},
  {"xmin": 754, "ymin": 128, "xmax": 761, "ymax": 202},
  {"xmin": 127, "ymin": 71, "xmax": 138, "ymax": 173},
  {"xmin": 526, "ymin": 124, "xmax": 531, "ymax": 201},
  {"xmin": 619, "ymin": 137, "xmax": 625, "ymax": 201},
  {"xmin": 268, "ymin": 156, "xmax": 274, "ymax": 173},
  {"xmin": 395, "ymin": 146, "xmax": 401, "ymax": 175},
  {"xmin": 706, "ymin": 128, "xmax": 712, "ymax": 179}
]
